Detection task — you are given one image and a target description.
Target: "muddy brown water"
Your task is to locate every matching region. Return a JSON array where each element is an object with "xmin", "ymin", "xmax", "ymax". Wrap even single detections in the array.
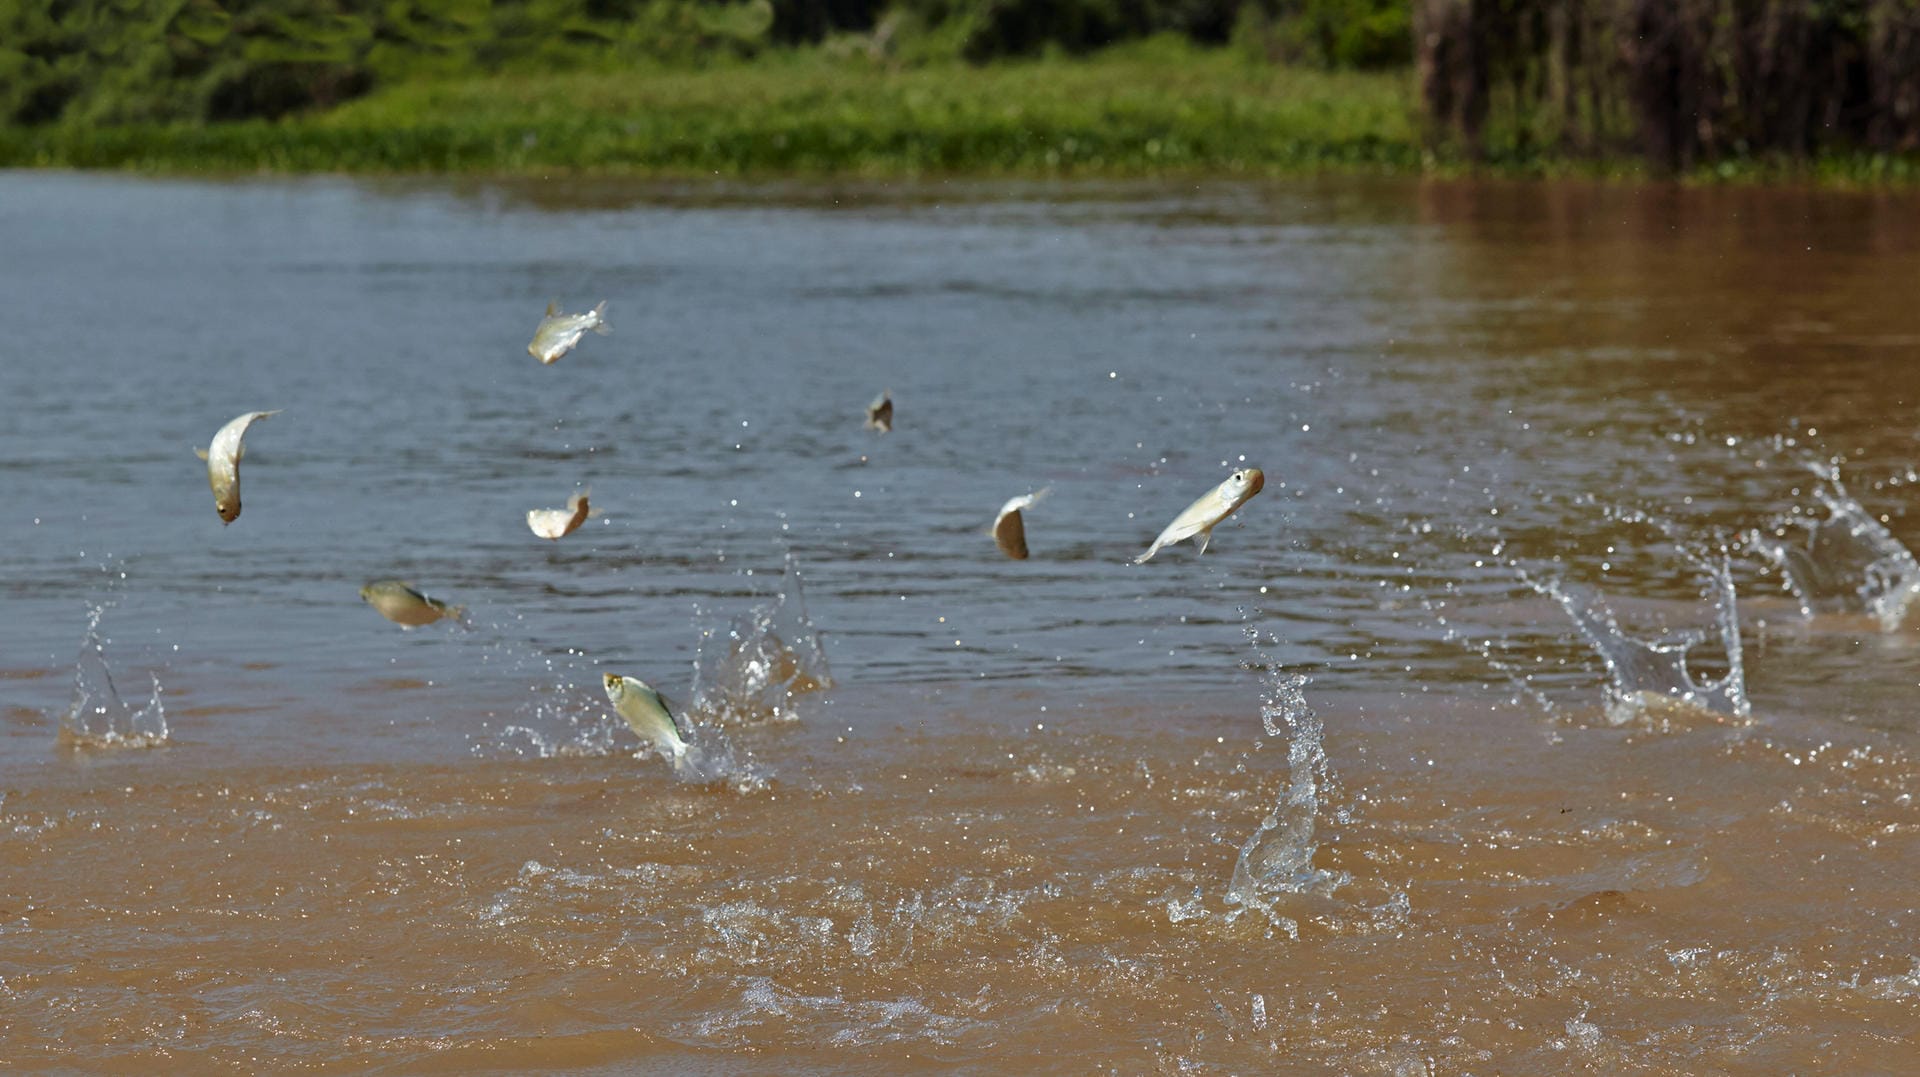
[{"xmin": 3, "ymin": 173, "xmax": 1920, "ymax": 1072}]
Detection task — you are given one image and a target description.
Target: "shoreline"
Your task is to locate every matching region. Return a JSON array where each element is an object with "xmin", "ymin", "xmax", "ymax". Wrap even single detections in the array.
[
  {"xmin": 14, "ymin": 157, "xmax": 1920, "ymax": 202},
  {"xmin": 11, "ymin": 126, "xmax": 1920, "ymax": 191}
]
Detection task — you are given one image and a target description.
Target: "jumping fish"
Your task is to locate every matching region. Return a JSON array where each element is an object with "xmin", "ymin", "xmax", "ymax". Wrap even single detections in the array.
[
  {"xmin": 527, "ymin": 300, "xmax": 610, "ymax": 365},
  {"xmin": 1134, "ymin": 467, "xmax": 1265, "ymax": 563},
  {"xmin": 359, "ymin": 580, "xmax": 466, "ymax": 628},
  {"xmin": 865, "ymin": 389, "xmax": 893, "ymax": 433},
  {"xmin": 603, "ymin": 672, "xmax": 689, "ymax": 761},
  {"xmin": 196, "ymin": 409, "xmax": 280, "ymax": 525},
  {"xmin": 991, "ymin": 488, "xmax": 1050, "ymax": 560},
  {"xmin": 527, "ymin": 490, "xmax": 594, "ymax": 540}
]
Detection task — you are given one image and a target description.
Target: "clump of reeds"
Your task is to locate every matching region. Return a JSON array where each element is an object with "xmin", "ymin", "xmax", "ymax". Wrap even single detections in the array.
[{"xmin": 1416, "ymin": 0, "xmax": 1920, "ymax": 170}]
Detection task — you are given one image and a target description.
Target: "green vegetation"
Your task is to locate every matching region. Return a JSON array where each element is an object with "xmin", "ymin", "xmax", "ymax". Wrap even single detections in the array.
[
  {"xmin": 1415, "ymin": 0, "xmax": 1920, "ymax": 171},
  {"xmin": 0, "ymin": 0, "xmax": 1411, "ymax": 126},
  {"xmin": 7, "ymin": 0, "xmax": 1920, "ymax": 181},
  {"xmin": 0, "ymin": 40, "xmax": 1420, "ymax": 176}
]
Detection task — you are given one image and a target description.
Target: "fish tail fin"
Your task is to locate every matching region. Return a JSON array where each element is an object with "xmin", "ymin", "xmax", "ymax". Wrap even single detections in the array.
[
  {"xmin": 592, "ymin": 300, "xmax": 611, "ymax": 334},
  {"xmin": 235, "ymin": 412, "xmax": 278, "ymax": 462},
  {"xmin": 449, "ymin": 605, "xmax": 471, "ymax": 627},
  {"xmin": 1133, "ymin": 543, "xmax": 1159, "ymax": 565}
]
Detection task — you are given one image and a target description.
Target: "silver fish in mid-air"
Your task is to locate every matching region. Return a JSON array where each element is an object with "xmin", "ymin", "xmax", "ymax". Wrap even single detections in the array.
[
  {"xmin": 195, "ymin": 409, "xmax": 280, "ymax": 525},
  {"xmin": 991, "ymin": 488, "xmax": 1050, "ymax": 560},
  {"xmin": 527, "ymin": 490, "xmax": 594, "ymax": 540},
  {"xmin": 1134, "ymin": 467, "xmax": 1265, "ymax": 563},
  {"xmin": 865, "ymin": 389, "xmax": 892, "ymax": 433},
  {"xmin": 603, "ymin": 672, "xmax": 689, "ymax": 761},
  {"xmin": 527, "ymin": 300, "xmax": 610, "ymax": 365},
  {"xmin": 359, "ymin": 580, "xmax": 466, "ymax": 628}
]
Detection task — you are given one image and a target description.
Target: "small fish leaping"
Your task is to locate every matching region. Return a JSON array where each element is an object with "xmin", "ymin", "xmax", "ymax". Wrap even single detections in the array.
[
  {"xmin": 865, "ymin": 390, "xmax": 893, "ymax": 433},
  {"xmin": 196, "ymin": 409, "xmax": 281, "ymax": 525},
  {"xmin": 527, "ymin": 300, "xmax": 610, "ymax": 365},
  {"xmin": 527, "ymin": 489, "xmax": 595, "ymax": 540},
  {"xmin": 603, "ymin": 672, "xmax": 689, "ymax": 763},
  {"xmin": 992, "ymin": 488, "xmax": 1050, "ymax": 560},
  {"xmin": 359, "ymin": 580, "xmax": 467, "ymax": 628},
  {"xmin": 1135, "ymin": 467, "xmax": 1265, "ymax": 563}
]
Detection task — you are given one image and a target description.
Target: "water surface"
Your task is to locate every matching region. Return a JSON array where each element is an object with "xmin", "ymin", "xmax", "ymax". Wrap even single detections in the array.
[{"xmin": 5, "ymin": 172, "xmax": 1920, "ymax": 1071}]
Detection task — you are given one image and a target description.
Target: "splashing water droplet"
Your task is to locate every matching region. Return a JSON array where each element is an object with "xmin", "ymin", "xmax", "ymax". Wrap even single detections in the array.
[
  {"xmin": 690, "ymin": 553, "xmax": 833, "ymax": 728},
  {"xmin": 1223, "ymin": 623, "xmax": 1348, "ymax": 929},
  {"xmin": 1749, "ymin": 464, "xmax": 1920, "ymax": 631},
  {"xmin": 1525, "ymin": 551, "xmax": 1749, "ymax": 728},
  {"xmin": 60, "ymin": 604, "xmax": 169, "ymax": 751}
]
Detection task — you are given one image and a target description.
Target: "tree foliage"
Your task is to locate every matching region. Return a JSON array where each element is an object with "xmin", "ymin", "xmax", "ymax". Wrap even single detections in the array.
[
  {"xmin": 0, "ymin": 0, "xmax": 781, "ymax": 125},
  {"xmin": 1235, "ymin": 0, "xmax": 1412, "ymax": 68}
]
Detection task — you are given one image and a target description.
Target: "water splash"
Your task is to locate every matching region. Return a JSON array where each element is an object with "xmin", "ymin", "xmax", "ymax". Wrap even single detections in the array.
[
  {"xmin": 1748, "ymin": 465, "xmax": 1920, "ymax": 630},
  {"xmin": 495, "ymin": 684, "xmax": 617, "ymax": 760},
  {"xmin": 482, "ymin": 556, "xmax": 818, "ymax": 792},
  {"xmin": 59, "ymin": 604, "xmax": 169, "ymax": 751},
  {"xmin": 690, "ymin": 553, "xmax": 833, "ymax": 727},
  {"xmin": 497, "ymin": 679, "xmax": 763, "ymax": 788},
  {"xmin": 1526, "ymin": 552, "xmax": 1749, "ymax": 728},
  {"xmin": 658, "ymin": 702, "xmax": 760, "ymax": 789},
  {"xmin": 1223, "ymin": 622, "xmax": 1348, "ymax": 934},
  {"xmin": 478, "ymin": 624, "xmax": 620, "ymax": 760}
]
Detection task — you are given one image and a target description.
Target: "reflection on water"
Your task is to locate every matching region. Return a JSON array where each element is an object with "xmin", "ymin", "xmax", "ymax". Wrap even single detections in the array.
[{"xmin": 6, "ymin": 173, "xmax": 1920, "ymax": 1070}]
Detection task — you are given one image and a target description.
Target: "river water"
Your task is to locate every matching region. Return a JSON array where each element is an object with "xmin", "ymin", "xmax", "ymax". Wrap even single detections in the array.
[{"xmin": 4, "ymin": 172, "xmax": 1920, "ymax": 1071}]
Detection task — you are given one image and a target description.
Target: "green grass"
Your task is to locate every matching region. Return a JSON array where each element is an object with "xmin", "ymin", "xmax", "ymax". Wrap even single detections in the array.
[
  {"xmin": 0, "ymin": 43, "xmax": 1423, "ymax": 176},
  {"xmin": 9, "ymin": 38, "xmax": 1920, "ymax": 184}
]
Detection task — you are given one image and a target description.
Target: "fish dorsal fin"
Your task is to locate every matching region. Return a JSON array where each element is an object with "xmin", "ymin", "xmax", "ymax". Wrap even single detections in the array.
[
  {"xmin": 545, "ymin": 300, "xmax": 558, "ymax": 317},
  {"xmin": 193, "ymin": 446, "xmax": 209, "ymax": 461}
]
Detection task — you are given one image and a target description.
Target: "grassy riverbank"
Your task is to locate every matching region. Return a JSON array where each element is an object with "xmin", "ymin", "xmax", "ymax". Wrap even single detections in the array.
[
  {"xmin": 0, "ymin": 42, "xmax": 1422, "ymax": 176},
  {"xmin": 8, "ymin": 37, "xmax": 1920, "ymax": 183}
]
